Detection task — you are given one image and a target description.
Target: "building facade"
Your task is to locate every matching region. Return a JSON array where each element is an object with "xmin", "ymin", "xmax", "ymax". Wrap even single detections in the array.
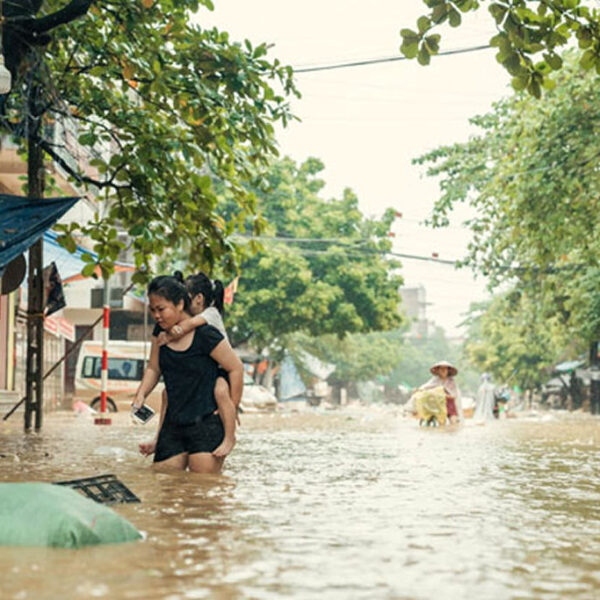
[{"xmin": 0, "ymin": 124, "xmax": 147, "ymax": 414}]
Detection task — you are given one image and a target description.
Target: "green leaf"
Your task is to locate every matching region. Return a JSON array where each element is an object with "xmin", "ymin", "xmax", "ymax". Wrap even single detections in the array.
[
  {"xmin": 511, "ymin": 75, "xmax": 529, "ymax": 91},
  {"xmin": 62, "ymin": 236, "xmax": 77, "ymax": 253},
  {"xmin": 400, "ymin": 28, "xmax": 420, "ymax": 44},
  {"xmin": 489, "ymin": 4, "xmax": 508, "ymax": 25},
  {"xmin": 544, "ymin": 53, "xmax": 563, "ymax": 70},
  {"xmin": 577, "ymin": 27, "xmax": 593, "ymax": 49},
  {"xmin": 78, "ymin": 132, "xmax": 97, "ymax": 146},
  {"xmin": 417, "ymin": 46, "xmax": 431, "ymax": 66},
  {"xmin": 424, "ymin": 34, "xmax": 441, "ymax": 54},
  {"xmin": 82, "ymin": 264, "xmax": 97, "ymax": 278},
  {"xmin": 130, "ymin": 224, "xmax": 145, "ymax": 236},
  {"xmin": 417, "ymin": 16, "xmax": 431, "ymax": 34},
  {"xmin": 400, "ymin": 42, "xmax": 419, "ymax": 59},
  {"xmin": 581, "ymin": 50, "xmax": 596, "ymax": 70},
  {"xmin": 502, "ymin": 52, "xmax": 523, "ymax": 75},
  {"xmin": 448, "ymin": 7, "xmax": 462, "ymax": 28},
  {"xmin": 432, "ymin": 4, "xmax": 447, "ymax": 24}
]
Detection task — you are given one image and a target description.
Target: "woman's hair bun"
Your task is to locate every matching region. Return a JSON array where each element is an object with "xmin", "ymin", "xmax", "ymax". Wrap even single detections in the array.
[{"xmin": 173, "ymin": 270, "xmax": 185, "ymax": 283}]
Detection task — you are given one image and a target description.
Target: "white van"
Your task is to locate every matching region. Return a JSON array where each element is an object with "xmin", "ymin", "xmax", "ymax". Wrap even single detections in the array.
[{"xmin": 74, "ymin": 340, "xmax": 163, "ymax": 412}]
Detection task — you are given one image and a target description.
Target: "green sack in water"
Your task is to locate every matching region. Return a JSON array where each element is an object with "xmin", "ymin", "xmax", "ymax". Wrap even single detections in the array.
[{"xmin": 0, "ymin": 482, "xmax": 142, "ymax": 548}]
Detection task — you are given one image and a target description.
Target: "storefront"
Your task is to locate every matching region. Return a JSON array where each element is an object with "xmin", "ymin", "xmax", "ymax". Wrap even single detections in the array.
[{"xmin": 12, "ymin": 304, "xmax": 76, "ymax": 412}]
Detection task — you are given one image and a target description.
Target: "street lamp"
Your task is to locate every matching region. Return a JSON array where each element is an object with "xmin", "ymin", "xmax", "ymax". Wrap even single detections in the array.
[{"xmin": 0, "ymin": 0, "xmax": 11, "ymax": 94}]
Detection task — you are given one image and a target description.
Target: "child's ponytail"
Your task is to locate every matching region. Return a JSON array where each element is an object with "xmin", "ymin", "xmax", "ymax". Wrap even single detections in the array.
[{"xmin": 212, "ymin": 279, "xmax": 225, "ymax": 316}]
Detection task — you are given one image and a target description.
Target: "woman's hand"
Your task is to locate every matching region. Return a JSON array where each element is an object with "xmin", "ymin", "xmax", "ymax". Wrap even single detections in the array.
[
  {"xmin": 132, "ymin": 395, "xmax": 145, "ymax": 410},
  {"xmin": 139, "ymin": 439, "xmax": 157, "ymax": 456}
]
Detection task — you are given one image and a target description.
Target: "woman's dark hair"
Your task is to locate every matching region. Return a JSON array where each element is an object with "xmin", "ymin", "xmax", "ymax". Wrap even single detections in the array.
[
  {"xmin": 186, "ymin": 272, "xmax": 225, "ymax": 316},
  {"xmin": 147, "ymin": 274, "xmax": 190, "ymax": 312}
]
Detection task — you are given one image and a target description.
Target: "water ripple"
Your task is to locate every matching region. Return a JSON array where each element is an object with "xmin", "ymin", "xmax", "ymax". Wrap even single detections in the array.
[{"xmin": 0, "ymin": 411, "xmax": 599, "ymax": 599}]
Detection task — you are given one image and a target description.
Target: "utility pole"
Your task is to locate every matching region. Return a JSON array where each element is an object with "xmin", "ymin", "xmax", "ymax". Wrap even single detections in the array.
[
  {"xmin": 5, "ymin": 1, "xmax": 95, "ymax": 431},
  {"xmin": 589, "ymin": 341, "xmax": 600, "ymax": 416},
  {"xmin": 24, "ymin": 83, "xmax": 44, "ymax": 431}
]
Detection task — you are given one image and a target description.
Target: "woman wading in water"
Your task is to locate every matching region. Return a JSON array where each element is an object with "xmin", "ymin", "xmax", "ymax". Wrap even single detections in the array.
[
  {"xmin": 156, "ymin": 271, "xmax": 238, "ymax": 457},
  {"xmin": 420, "ymin": 360, "xmax": 463, "ymax": 425},
  {"xmin": 134, "ymin": 275, "xmax": 243, "ymax": 474}
]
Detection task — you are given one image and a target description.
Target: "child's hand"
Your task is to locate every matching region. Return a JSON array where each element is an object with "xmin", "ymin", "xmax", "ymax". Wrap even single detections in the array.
[
  {"xmin": 156, "ymin": 331, "xmax": 170, "ymax": 346},
  {"xmin": 168, "ymin": 324, "xmax": 184, "ymax": 340}
]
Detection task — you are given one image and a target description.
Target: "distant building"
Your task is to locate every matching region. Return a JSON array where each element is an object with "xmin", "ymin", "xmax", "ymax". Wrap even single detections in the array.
[{"xmin": 399, "ymin": 285, "xmax": 430, "ymax": 338}]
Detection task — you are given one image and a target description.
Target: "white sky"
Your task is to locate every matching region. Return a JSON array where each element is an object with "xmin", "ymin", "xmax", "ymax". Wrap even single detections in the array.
[{"xmin": 200, "ymin": 1, "xmax": 513, "ymax": 336}]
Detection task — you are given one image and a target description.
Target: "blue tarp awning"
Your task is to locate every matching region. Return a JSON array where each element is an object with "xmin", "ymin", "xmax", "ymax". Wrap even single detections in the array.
[
  {"xmin": 43, "ymin": 229, "xmax": 96, "ymax": 282},
  {"xmin": 279, "ymin": 355, "xmax": 307, "ymax": 401},
  {"xmin": 45, "ymin": 229, "xmax": 136, "ymax": 283},
  {"xmin": 0, "ymin": 194, "xmax": 79, "ymax": 274}
]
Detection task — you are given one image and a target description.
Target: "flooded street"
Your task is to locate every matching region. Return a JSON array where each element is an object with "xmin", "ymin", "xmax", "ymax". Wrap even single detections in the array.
[{"xmin": 1, "ymin": 409, "xmax": 600, "ymax": 599}]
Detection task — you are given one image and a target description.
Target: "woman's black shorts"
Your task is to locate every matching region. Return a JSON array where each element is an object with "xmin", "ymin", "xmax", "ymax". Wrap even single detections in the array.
[{"xmin": 154, "ymin": 413, "xmax": 225, "ymax": 463}]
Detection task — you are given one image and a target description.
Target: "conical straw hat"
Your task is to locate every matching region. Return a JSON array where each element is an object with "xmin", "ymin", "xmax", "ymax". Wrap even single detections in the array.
[{"xmin": 430, "ymin": 360, "xmax": 458, "ymax": 377}]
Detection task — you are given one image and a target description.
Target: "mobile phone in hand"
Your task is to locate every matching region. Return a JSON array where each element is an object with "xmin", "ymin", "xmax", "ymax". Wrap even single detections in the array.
[{"xmin": 131, "ymin": 404, "xmax": 155, "ymax": 424}]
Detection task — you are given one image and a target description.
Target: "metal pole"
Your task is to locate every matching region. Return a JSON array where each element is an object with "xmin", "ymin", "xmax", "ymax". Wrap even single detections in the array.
[
  {"xmin": 143, "ymin": 292, "xmax": 148, "ymax": 371},
  {"xmin": 590, "ymin": 341, "xmax": 600, "ymax": 415},
  {"xmin": 25, "ymin": 83, "xmax": 45, "ymax": 431},
  {"xmin": 95, "ymin": 277, "xmax": 111, "ymax": 425}
]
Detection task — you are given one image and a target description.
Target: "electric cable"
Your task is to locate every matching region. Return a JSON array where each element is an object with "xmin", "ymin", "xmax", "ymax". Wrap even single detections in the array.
[
  {"xmin": 232, "ymin": 234, "xmax": 592, "ymax": 273},
  {"xmin": 293, "ymin": 45, "xmax": 491, "ymax": 73}
]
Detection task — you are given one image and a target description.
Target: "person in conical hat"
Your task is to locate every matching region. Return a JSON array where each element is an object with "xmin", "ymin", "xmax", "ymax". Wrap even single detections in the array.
[
  {"xmin": 430, "ymin": 360, "xmax": 458, "ymax": 378},
  {"xmin": 420, "ymin": 360, "xmax": 462, "ymax": 424}
]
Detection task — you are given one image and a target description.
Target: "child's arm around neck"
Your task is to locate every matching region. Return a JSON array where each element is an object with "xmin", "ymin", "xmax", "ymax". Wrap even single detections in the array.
[{"xmin": 156, "ymin": 313, "xmax": 208, "ymax": 346}]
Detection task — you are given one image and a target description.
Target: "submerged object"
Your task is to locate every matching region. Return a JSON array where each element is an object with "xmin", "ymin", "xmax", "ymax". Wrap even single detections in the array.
[
  {"xmin": 55, "ymin": 473, "xmax": 140, "ymax": 505},
  {"xmin": 0, "ymin": 482, "xmax": 142, "ymax": 548}
]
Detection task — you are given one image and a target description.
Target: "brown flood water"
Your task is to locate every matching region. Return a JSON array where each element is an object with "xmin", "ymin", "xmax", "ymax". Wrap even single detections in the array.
[{"xmin": 1, "ymin": 408, "xmax": 600, "ymax": 600}]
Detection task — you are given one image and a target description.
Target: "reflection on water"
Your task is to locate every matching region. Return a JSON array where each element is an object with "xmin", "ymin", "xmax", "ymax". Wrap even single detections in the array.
[{"xmin": 1, "ymin": 409, "xmax": 599, "ymax": 599}]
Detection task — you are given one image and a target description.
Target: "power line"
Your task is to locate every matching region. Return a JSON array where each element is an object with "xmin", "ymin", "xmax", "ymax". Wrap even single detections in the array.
[
  {"xmin": 293, "ymin": 45, "xmax": 491, "ymax": 74},
  {"xmin": 233, "ymin": 235, "xmax": 460, "ymax": 265},
  {"xmin": 233, "ymin": 235, "xmax": 592, "ymax": 273}
]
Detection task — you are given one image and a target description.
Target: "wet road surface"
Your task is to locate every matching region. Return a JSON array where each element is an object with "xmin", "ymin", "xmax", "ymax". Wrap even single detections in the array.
[{"xmin": 1, "ymin": 408, "xmax": 599, "ymax": 599}]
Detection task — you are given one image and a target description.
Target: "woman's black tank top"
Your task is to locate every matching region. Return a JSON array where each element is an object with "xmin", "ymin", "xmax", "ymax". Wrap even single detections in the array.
[{"xmin": 158, "ymin": 325, "xmax": 224, "ymax": 425}]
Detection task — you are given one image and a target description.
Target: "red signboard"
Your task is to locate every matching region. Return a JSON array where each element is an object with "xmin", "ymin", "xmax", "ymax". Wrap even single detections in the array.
[
  {"xmin": 44, "ymin": 316, "xmax": 59, "ymax": 337},
  {"xmin": 57, "ymin": 317, "xmax": 75, "ymax": 342},
  {"xmin": 43, "ymin": 315, "xmax": 75, "ymax": 341}
]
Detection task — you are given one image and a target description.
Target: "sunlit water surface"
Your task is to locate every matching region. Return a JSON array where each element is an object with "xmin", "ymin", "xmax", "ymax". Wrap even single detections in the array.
[{"xmin": 1, "ymin": 408, "xmax": 599, "ymax": 600}]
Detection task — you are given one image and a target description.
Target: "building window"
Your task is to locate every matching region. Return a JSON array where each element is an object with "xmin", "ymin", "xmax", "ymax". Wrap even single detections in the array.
[{"xmin": 90, "ymin": 287, "xmax": 124, "ymax": 308}]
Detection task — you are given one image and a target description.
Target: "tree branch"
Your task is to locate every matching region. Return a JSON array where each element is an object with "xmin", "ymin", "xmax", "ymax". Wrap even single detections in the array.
[
  {"xmin": 30, "ymin": 0, "xmax": 94, "ymax": 34},
  {"xmin": 38, "ymin": 136, "xmax": 131, "ymax": 191},
  {"xmin": 51, "ymin": 107, "xmax": 126, "ymax": 153}
]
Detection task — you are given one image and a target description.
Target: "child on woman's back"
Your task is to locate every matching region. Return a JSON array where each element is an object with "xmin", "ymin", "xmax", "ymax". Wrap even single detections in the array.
[{"xmin": 157, "ymin": 272, "xmax": 238, "ymax": 457}]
